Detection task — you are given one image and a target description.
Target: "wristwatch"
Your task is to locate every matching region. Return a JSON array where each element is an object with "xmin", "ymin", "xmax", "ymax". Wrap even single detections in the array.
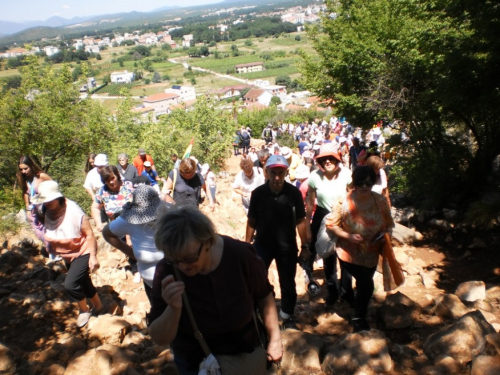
[{"xmin": 301, "ymin": 244, "xmax": 309, "ymax": 250}]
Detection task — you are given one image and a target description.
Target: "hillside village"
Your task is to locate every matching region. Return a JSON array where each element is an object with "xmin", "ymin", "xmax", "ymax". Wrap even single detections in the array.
[
  {"xmin": 0, "ymin": 2, "xmax": 327, "ymax": 120},
  {"xmin": 0, "ymin": 3, "xmax": 325, "ymax": 59}
]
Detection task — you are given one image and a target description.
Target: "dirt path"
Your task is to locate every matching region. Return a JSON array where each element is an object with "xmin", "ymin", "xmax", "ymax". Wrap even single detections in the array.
[{"xmin": 1, "ymin": 142, "xmax": 500, "ymax": 374}]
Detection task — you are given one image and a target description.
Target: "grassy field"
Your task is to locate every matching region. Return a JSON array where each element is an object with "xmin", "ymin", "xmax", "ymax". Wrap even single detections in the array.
[{"xmin": 0, "ymin": 32, "xmax": 317, "ymax": 111}]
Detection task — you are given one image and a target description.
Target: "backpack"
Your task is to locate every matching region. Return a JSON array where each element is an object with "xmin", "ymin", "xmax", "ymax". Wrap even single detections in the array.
[
  {"xmin": 264, "ymin": 129, "xmax": 271, "ymax": 138},
  {"xmin": 241, "ymin": 132, "xmax": 250, "ymax": 141}
]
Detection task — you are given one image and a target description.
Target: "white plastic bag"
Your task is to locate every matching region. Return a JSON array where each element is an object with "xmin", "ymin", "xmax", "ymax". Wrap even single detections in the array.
[
  {"xmin": 315, "ymin": 214, "xmax": 337, "ymax": 259},
  {"xmin": 199, "ymin": 354, "xmax": 221, "ymax": 375}
]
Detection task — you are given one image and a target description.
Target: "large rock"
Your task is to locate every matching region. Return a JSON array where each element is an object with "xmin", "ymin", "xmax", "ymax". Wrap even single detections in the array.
[
  {"xmin": 281, "ymin": 330, "xmax": 324, "ymax": 372},
  {"xmin": 471, "ymin": 355, "xmax": 500, "ymax": 375},
  {"xmin": 455, "ymin": 281, "xmax": 486, "ymax": 302},
  {"xmin": 392, "ymin": 223, "xmax": 423, "ymax": 244},
  {"xmin": 429, "ymin": 219, "xmax": 452, "ymax": 232},
  {"xmin": 391, "ymin": 207, "xmax": 416, "ymax": 224},
  {"xmin": 88, "ymin": 315, "xmax": 132, "ymax": 345},
  {"xmin": 0, "ymin": 342, "xmax": 16, "ymax": 374},
  {"xmin": 434, "ymin": 294, "xmax": 469, "ymax": 320},
  {"xmin": 423, "ymin": 310, "xmax": 496, "ymax": 365},
  {"xmin": 377, "ymin": 292, "xmax": 421, "ymax": 329},
  {"xmin": 322, "ymin": 330, "xmax": 392, "ymax": 374}
]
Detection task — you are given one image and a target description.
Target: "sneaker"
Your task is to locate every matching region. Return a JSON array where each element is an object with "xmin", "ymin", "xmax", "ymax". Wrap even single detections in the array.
[
  {"xmin": 351, "ymin": 318, "xmax": 370, "ymax": 333},
  {"xmin": 77, "ymin": 310, "xmax": 92, "ymax": 328},
  {"xmin": 133, "ymin": 272, "xmax": 142, "ymax": 284},
  {"xmin": 282, "ymin": 317, "xmax": 299, "ymax": 331}
]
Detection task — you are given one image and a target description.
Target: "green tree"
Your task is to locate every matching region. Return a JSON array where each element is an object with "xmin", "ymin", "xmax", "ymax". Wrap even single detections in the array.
[
  {"xmin": 275, "ymin": 75, "xmax": 292, "ymax": 88},
  {"xmin": 299, "ymin": 0, "xmax": 500, "ymax": 207},
  {"xmin": 142, "ymin": 96, "xmax": 235, "ymax": 173},
  {"xmin": 0, "ymin": 57, "xmax": 114, "ymax": 189},
  {"xmin": 199, "ymin": 46, "xmax": 209, "ymax": 57},
  {"xmin": 152, "ymin": 71, "xmax": 162, "ymax": 83},
  {"xmin": 270, "ymin": 96, "xmax": 282, "ymax": 106}
]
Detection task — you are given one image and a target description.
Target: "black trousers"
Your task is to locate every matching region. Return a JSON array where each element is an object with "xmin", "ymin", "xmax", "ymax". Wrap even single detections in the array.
[
  {"xmin": 64, "ymin": 254, "xmax": 97, "ymax": 302},
  {"xmin": 339, "ymin": 259, "xmax": 376, "ymax": 319},
  {"xmin": 254, "ymin": 242, "xmax": 297, "ymax": 316},
  {"xmin": 309, "ymin": 206, "xmax": 338, "ymax": 297}
]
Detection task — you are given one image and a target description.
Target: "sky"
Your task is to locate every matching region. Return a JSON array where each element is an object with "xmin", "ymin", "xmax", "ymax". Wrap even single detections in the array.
[{"xmin": 2, "ymin": 0, "xmax": 219, "ymax": 22}]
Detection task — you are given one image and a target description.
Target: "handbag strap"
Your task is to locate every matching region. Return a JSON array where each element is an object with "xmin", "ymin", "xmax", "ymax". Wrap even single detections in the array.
[
  {"xmin": 173, "ymin": 266, "xmax": 268, "ymax": 357},
  {"xmin": 172, "ymin": 266, "xmax": 212, "ymax": 357}
]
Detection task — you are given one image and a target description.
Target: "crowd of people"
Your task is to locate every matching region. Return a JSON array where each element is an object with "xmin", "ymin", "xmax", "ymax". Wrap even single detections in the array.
[{"xmin": 17, "ymin": 116, "xmax": 396, "ymax": 375}]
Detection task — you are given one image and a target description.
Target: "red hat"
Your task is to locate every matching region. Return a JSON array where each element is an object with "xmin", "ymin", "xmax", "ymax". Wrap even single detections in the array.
[{"xmin": 315, "ymin": 142, "xmax": 341, "ymax": 162}]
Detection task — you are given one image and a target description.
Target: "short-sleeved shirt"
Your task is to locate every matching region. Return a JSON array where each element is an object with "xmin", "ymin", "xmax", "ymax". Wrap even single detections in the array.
[
  {"xmin": 44, "ymin": 199, "xmax": 92, "ymax": 262},
  {"xmin": 298, "ymin": 141, "xmax": 309, "ymax": 155},
  {"xmin": 108, "ymin": 217, "xmax": 164, "ymax": 287},
  {"xmin": 327, "ymin": 192, "xmax": 394, "ymax": 268},
  {"xmin": 142, "ymin": 169, "xmax": 158, "ymax": 186},
  {"xmin": 117, "ymin": 164, "xmax": 138, "ymax": 182},
  {"xmin": 133, "ymin": 154, "xmax": 154, "ymax": 175},
  {"xmin": 83, "ymin": 167, "xmax": 104, "ymax": 192},
  {"xmin": 232, "ymin": 167, "xmax": 265, "ymax": 207},
  {"xmin": 169, "ymin": 170, "xmax": 205, "ymax": 207},
  {"xmin": 95, "ymin": 181, "xmax": 134, "ymax": 219},
  {"xmin": 148, "ymin": 236, "xmax": 272, "ymax": 371},
  {"xmin": 308, "ymin": 166, "xmax": 352, "ymax": 211},
  {"xmin": 248, "ymin": 181, "xmax": 306, "ymax": 253}
]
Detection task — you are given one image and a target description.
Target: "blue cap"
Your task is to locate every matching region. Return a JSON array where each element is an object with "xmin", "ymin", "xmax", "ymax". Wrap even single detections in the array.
[{"xmin": 265, "ymin": 154, "xmax": 289, "ymax": 169}]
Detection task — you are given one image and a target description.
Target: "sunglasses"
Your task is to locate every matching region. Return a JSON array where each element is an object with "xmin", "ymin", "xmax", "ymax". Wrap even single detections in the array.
[
  {"xmin": 165, "ymin": 242, "xmax": 204, "ymax": 266},
  {"xmin": 355, "ymin": 179, "xmax": 375, "ymax": 188},
  {"xmin": 318, "ymin": 156, "xmax": 338, "ymax": 164}
]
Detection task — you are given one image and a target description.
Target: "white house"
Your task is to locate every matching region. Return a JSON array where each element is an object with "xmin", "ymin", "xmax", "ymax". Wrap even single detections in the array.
[
  {"xmin": 44, "ymin": 46, "xmax": 60, "ymax": 56},
  {"xmin": 143, "ymin": 93, "xmax": 180, "ymax": 116},
  {"xmin": 182, "ymin": 34, "xmax": 194, "ymax": 47},
  {"xmin": 244, "ymin": 89, "xmax": 273, "ymax": 106},
  {"xmin": 212, "ymin": 85, "xmax": 252, "ymax": 100},
  {"xmin": 235, "ymin": 62, "xmax": 264, "ymax": 74},
  {"xmin": 264, "ymin": 85, "xmax": 287, "ymax": 96},
  {"xmin": 110, "ymin": 70, "xmax": 135, "ymax": 84},
  {"xmin": 84, "ymin": 45, "xmax": 100, "ymax": 53},
  {"xmin": 165, "ymin": 85, "xmax": 196, "ymax": 103}
]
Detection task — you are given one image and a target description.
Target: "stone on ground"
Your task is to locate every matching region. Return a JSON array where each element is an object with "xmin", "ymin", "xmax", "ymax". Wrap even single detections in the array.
[
  {"xmin": 455, "ymin": 280, "xmax": 486, "ymax": 302},
  {"xmin": 423, "ymin": 310, "xmax": 496, "ymax": 365},
  {"xmin": 322, "ymin": 330, "xmax": 392, "ymax": 374},
  {"xmin": 377, "ymin": 292, "xmax": 421, "ymax": 329}
]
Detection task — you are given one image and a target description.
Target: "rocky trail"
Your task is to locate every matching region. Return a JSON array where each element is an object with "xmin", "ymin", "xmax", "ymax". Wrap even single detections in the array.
[{"xmin": 1, "ymin": 145, "xmax": 500, "ymax": 375}]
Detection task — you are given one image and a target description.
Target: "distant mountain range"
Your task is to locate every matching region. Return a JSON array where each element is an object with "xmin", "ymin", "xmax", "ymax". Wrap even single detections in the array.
[
  {"xmin": 0, "ymin": 16, "xmax": 93, "ymax": 35},
  {"xmin": 0, "ymin": 5, "xmax": 180, "ymax": 36}
]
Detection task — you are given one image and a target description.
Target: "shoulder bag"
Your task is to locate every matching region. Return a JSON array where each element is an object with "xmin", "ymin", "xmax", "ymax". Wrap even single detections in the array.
[{"xmin": 172, "ymin": 267, "xmax": 267, "ymax": 375}]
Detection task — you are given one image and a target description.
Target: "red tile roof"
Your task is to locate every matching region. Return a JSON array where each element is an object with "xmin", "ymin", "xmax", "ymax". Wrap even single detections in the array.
[
  {"xmin": 143, "ymin": 93, "xmax": 179, "ymax": 102},
  {"xmin": 244, "ymin": 89, "xmax": 266, "ymax": 100}
]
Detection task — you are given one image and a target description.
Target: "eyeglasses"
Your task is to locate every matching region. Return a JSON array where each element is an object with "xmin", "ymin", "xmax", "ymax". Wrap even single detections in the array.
[
  {"xmin": 355, "ymin": 179, "xmax": 375, "ymax": 188},
  {"xmin": 165, "ymin": 243, "xmax": 204, "ymax": 266}
]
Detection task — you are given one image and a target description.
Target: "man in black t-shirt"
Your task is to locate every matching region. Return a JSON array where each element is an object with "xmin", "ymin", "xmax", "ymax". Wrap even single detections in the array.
[{"xmin": 246, "ymin": 155, "xmax": 310, "ymax": 331}]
